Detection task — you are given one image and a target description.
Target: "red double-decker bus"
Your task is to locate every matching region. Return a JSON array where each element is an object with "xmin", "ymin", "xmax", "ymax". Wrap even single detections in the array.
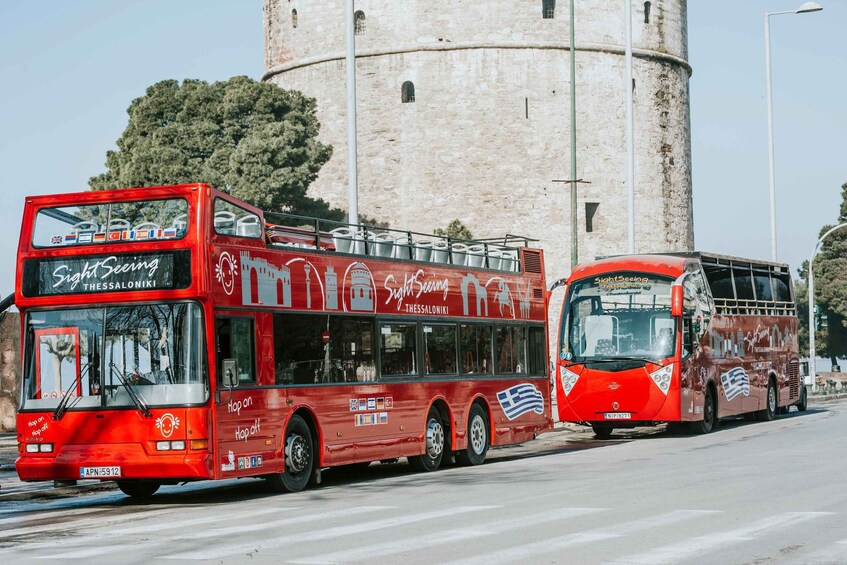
[
  {"xmin": 14, "ymin": 184, "xmax": 551, "ymax": 497},
  {"xmin": 554, "ymin": 253, "xmax": 803, "ymax": 438}
]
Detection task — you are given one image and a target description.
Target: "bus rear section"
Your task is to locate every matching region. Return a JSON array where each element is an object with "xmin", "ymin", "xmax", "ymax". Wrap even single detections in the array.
[{"xmin": 555, "ymin": 268, "xmax": 682, "ymax": 437}]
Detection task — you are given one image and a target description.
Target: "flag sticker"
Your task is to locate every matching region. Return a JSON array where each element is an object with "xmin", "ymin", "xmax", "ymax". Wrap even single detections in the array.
[
  {"xmin": 496, "ymin": 383, "xmax": 544, "ymax": 420},
  {"xmin": 51, "ymin": 235, "xmax": 63, "ymax": 245},
  {"xmin": 720, "ymin": 367, "xmax": 750, "ymax": 401}
]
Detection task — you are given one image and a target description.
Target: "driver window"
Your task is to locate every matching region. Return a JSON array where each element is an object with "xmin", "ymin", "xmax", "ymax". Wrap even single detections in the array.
[
  {"xmin": 583, "ymin": 315, "xmax": 618, "ymax": 356},
  {"xmin": 216, "ymin": 317, "xmax": 256, "ymax": 384}
]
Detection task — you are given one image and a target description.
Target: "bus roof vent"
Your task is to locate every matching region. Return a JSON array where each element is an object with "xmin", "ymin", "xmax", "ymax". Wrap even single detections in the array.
[{"xmin": 522, "ymin": 250, "xmax": 542, "ymax": 274}]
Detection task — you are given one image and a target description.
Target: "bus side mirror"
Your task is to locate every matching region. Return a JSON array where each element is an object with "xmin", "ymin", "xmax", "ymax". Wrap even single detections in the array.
[
  {"xmin": 671, "ymin": 285, "xmax": 683, "ymax": 317},
  {"xmin": 222, "ymin": 358, "xmax": 238, "ymax": 388}
]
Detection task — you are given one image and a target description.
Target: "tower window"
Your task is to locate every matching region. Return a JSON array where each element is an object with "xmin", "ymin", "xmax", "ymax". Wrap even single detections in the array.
[
  {"xmin": 585, "ymin": 203, "xmax": 599, "ymax": 233},
  {"xmin": 542, "ymin": 0, "xmax": 556, "ymax": 19},
  {"xmin": 292, "ymin": 9, "xmax": 298, "ymax": 28},
  {"xmin": 644, "ymin": 2, "xmax": 651, "ymax": 24},
  {"xmin": 401, "ymin": 81, "xmax": 415, "ymax": 103},
  {"xmin": 355, "ymin": 11, "xmax": 366, "ymax": 35}
]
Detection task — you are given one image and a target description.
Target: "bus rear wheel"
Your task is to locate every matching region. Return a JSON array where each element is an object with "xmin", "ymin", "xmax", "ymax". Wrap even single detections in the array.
[
  {"xmin": 591, "ymin": 425, "xmax": 614, "ymax": 439},
  {"xmin": 267, "ymin": 414, "xmax": 314, "ymax": 493},
  {"xmin": 116, "ymin": 480, "xmax": 160, "ymax": 498},
  {"xmin": 457, "ymin": 404, "xmax": 490, "ymax": 466},
  {"xmin": 693, "ymin": 388, "xmax": 717, "ymax": 434},
  {"xmin": 409, "ymin": 408, "xmax": 445, "ymax": 472},
  {"xmin": 757, "ymin": 380, "xmax": 777, "ymax": 422},
  {"xmin": 797, "ymin": 387, "xmax": 808, "ymax": 412}
]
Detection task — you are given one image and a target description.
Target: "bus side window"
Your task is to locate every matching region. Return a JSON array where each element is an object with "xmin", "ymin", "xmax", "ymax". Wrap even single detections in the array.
[{"xmin": 216, "ymin": 317, "xmax": 256, "ymax": 385}]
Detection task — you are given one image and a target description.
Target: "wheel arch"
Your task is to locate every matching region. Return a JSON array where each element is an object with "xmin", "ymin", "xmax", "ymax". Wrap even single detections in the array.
[
  {"xmin": 428, "ymin": 396, "xmax": 455, "ymax": 451},
  {"xmin": 285, "ymin": 405, "xmax": 323, "ymax": 466}
]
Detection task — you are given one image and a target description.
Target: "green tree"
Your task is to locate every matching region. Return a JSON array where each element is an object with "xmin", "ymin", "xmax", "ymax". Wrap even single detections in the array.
[
  {"xmin": 90, "ymin": 76, "xmax": 343, "ymax": 220},
  {"xmin": 801, "ymin": 181, "xmax": 847, "ymax": 366},
  {"xmin": 434, "ymin": 219, "xmax": 473, "ymax": 240}
]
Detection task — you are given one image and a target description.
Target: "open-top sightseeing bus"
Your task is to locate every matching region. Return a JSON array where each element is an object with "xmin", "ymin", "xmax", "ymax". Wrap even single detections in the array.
[
  {"xmin": 14, "ymin": 184, "xmax": 552, "ymax": 496},
  {"xmin": 554, "ymin": 253, "xmax": 802, "ymax": 437}
]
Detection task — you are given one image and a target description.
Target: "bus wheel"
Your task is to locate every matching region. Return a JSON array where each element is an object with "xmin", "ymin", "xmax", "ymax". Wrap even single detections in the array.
[
  {"xmin": 693, "ymin": 388, "xmax": 717, "ymax": 434},
  {"xmin": 457, "ymin": 404, "xmax": 490, "ymax": 466},
  {"xmin": 797, "ymin": 387, "xmax": 808, "ymax": 412},
  {"xmin": 268, "ymin": 414, "xmax": 314, "ymax": 493},
  {"xmin": 116, "ymin": 480, "xmax": 160, "ymax": 498},
  {"xmin": 591, "ymin": 425, "xmax": 613, "ymax": 439},
  {"xmin": 409, "ymin": 408, "xmax": 445, "ymax": 472},
  {"xmin": 757, "ymin": 380, "xmax": 777, "ymax": 422}
]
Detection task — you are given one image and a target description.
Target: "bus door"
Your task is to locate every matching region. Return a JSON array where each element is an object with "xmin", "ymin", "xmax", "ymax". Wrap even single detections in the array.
[{"xmin": 214, "ymin": 315, "xmax": 274, "ymax": 477}]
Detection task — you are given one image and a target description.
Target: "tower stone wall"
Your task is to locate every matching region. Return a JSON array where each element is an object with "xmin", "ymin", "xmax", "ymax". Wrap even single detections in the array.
[{"xmin": 262, "ymin": 0, "xmax": 695, "ymax": 345}]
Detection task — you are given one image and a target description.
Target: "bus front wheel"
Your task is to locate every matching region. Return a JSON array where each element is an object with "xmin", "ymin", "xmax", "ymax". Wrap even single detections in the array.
[
  {"xmin": 116, "ymin": 480, "xmax": 160, "ymax": 498},
  {"xmin": 267, "ymin": 414, "xmax": 314, "ymax": 493},
  {"xmin": 797, "ymin": 387, "xmax": 808, "ymax": 412},
  {"xmin": 409, "ymin": 408, "xmax": 445, "ymax": 472},
  {"xmin": 457, "ymin": 404, "xmax": 490, "ymax": 466},
  {"xmin": 693, "ymin": 388, "xmax": 717, "ymax": 434}
]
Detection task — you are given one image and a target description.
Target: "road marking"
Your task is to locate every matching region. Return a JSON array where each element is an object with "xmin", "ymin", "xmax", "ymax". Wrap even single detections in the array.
[
  {"xmin": 109, "ymin": 506, "xmax": 289, "ymax": 535},
  {"xmin": 289, "ymin": 507, "xmax": 605, "ymax": 564},
  {"xmin": 0, "ymin": 507, "xmax": 102, "ymax": 527},
  {"xmin": 164, "ymin": 505, "xmax": 498, "ymax": 561},
  {"xmin": 39, "ymin": 506, "xmax": 389, "ymax": 559},
  {"xmin": 0, "ymin": 506, "xmax": 176, "ymax": 541},
  {"xmin": 613, "ymin": 512, "xmax": 833, "ymax": 565},
  {"xmin": 444, "ymin": 509, "xmax": 722, "ymax": 565}
]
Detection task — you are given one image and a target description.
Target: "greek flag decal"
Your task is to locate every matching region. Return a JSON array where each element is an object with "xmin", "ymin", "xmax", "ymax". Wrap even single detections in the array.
[
  {"xmin": 720, "ymin": 367, "xmax": 750, "ymax": 401},
  {"xmin": 497, "ymin": 383, "xmax": 544, "ymax": 420}
]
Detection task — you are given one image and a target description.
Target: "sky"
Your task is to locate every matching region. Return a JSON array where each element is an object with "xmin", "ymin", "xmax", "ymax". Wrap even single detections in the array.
[{"xmin": 0, "ymin": 0, "xmax": 844, "ymax": 302}]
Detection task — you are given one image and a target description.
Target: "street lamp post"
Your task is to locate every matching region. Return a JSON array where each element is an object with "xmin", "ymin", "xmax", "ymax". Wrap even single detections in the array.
[
  {"xmin": 764, "ymin": 1, "xmax": 822, "ymax": 262},
  {"xmin": 345, "ymin": 0, "xmax": 359, "ymax": 225},
  {"xmin": 807, "ymin": 222, "xmax": 847, "ymax": 394}
]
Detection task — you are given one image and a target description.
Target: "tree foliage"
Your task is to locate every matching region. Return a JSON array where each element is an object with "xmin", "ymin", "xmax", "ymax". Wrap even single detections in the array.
[
  {"xmin": 797, "ymin": 182, "xmax": 847, "ymax": 363},
  {"xmin": 90, "ymin": 76, "xmax": 343, "ymax": 220},
  {"xmin": 434, "ymin": 219, "xmax": 474, "ymax": 240}
]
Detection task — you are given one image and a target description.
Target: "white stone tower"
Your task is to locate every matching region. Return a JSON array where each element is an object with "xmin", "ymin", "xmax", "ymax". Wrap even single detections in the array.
[{"xmin": 262, "ymin": 0, "xmax": 694, "ymax": 288}]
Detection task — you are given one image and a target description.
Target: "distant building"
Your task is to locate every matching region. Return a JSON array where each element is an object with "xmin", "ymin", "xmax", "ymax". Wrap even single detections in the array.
[{"xmin": 262, "ymin": 0, "xmax": 694, "ymax": 337}]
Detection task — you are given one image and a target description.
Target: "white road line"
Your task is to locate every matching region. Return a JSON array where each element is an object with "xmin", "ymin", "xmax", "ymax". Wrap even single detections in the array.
[
  {"xmin": 0, "ymin": 507, "xmax": 102, "ymax": 527},
  {"xmin": 613, "ymin": 511, "xmax": 834, "ymax": 565},
  {"xmin": 0, "ymin": 506, "xmax": 178, "ymax": 541},
  {"xmin": 39, "ymin": 506, "xmax": 390, "ymax": 559},
  {"xmin": 109, "ymin": 506, "xmax": 289, "ymax": 535},
  {"xmin": 444, "ymin": 509, "xmax": 722, "ymax": 565},
  {"xmin": 289, "ymin": 507, "xmax": 605, "ymax": 564},
  {"xmin": 163, "ymin": 505, "xmax": 498, "ymax": 561}
]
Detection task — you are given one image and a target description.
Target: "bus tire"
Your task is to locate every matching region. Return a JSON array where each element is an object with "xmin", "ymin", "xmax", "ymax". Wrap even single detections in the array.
[
  {"xmin": 797, "ymin": 387, "xmax": 808, "ymax": 412},
  {"xmin": 267, "ymin": 414, "xmax": 314, "ymax": 493},
  {"xmin": 116, "ymin": 480, "xmax": 160, "ymax": 498},
  {"xmin": 693, "ymin": 387, "xmax": 717, "ymax": 434},
  {"xmin": 409, "ymin": 407, "xmax": 445, "ymax": 472},
  {"xmin": 457, "ymin": 404, "xmax": 490, "ymax": 466},
  {"xmin": 757, "ymin": 379, "xmax": 777, "ymax": 422},
  {"xmin": 591, "ymin": 425, "xmax": 613, "ymax": 439}
]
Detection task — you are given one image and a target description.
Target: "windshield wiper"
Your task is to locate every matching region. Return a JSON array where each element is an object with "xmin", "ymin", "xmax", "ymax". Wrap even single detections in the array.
[
  {"xmin": 565, "ymin": 356, "xmax": 663, "ymax": 368},
  {"xmin": 109, "ymin": 363, "xmax": 152, "ymax": 418},
  {"xmin": 53, "ymin": 362, "xmax": 90, "ymax": 421}
]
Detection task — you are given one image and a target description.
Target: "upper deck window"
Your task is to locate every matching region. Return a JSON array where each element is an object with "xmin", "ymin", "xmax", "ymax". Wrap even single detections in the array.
[
  {"xmin": 214, "ymin": 198, "xmax": 262, "ymax": 239},
  {"xmin": 33, "ymin": 198, "xmax": 189, "ymax": 248}
]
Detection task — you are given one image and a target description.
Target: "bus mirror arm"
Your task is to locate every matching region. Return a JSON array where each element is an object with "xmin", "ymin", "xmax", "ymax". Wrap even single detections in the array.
[{"xmin": 671, "ymin": 285, "xmax": 684, "ymax": 318}]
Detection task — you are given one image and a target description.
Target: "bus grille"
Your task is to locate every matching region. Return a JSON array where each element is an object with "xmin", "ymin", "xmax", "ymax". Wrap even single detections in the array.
[{"xmin": 788, "ymin": 360, "xmax": 800, "ymax": 399}]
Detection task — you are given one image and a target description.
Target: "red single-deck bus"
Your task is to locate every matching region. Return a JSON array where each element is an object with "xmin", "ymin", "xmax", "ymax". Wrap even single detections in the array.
[
  {"xmin": 15, "ymin": 184, "xmax": 551, "ymax": 497},
  {"xmin": 554, "ymin": 253, "xmax": 803, "ymax": 438}
]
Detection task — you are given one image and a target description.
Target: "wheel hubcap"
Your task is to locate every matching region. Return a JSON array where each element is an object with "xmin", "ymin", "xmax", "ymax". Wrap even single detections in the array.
[
  {"xmin": 425, "ymin": 418, "xmax": 444, "ymax": 459},
  {"xmin": 469, "ymin": 415, "xmax": 486, "ymax": 455},
  {"xmin": 286, "ymin": 434, "xmax": 309, "ymax": 474}
]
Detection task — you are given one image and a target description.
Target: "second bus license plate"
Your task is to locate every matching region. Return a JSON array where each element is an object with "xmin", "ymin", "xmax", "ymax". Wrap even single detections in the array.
[
  {"xmin": 80, "ymin": 466, "xmax": 121, "ymax": 478},
  {"xmin": 604, "ymin": 412, "xmax": 631, "ymax": 420}
]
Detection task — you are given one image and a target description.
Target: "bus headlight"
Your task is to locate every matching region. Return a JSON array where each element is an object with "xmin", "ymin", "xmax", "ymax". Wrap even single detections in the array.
[
  {"xmin": 560, "ymin": 366, "xmax": 580, "ymax": 396},
  {"xmin": 649, "ymin": 364, "xmax": 674, "ymax": 395}
]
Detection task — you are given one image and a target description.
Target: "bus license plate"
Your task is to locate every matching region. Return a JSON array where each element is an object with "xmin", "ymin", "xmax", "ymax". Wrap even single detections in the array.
[
  {"xmin": 604, "ymin": 412, "xmax": 631, "ymax": 420},
  {"xmin": 80, "ymin": 466, "xmax": 121, "ymax": 478}
]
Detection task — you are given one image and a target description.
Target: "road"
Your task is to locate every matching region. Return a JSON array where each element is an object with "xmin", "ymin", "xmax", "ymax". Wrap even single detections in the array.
[{"xmin": 1, "ymin": 400, "xmax": 845, "ymax": 564}]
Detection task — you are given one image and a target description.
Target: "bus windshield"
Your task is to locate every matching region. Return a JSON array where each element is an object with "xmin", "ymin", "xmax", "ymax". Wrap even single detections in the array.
[
  {"xmin": 22, "ymin": 302, "xmax": 208, "ymax": 411},
  {"xmin": 561, "ymin": 272, "xmax": 676, "ymax": 362}
]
